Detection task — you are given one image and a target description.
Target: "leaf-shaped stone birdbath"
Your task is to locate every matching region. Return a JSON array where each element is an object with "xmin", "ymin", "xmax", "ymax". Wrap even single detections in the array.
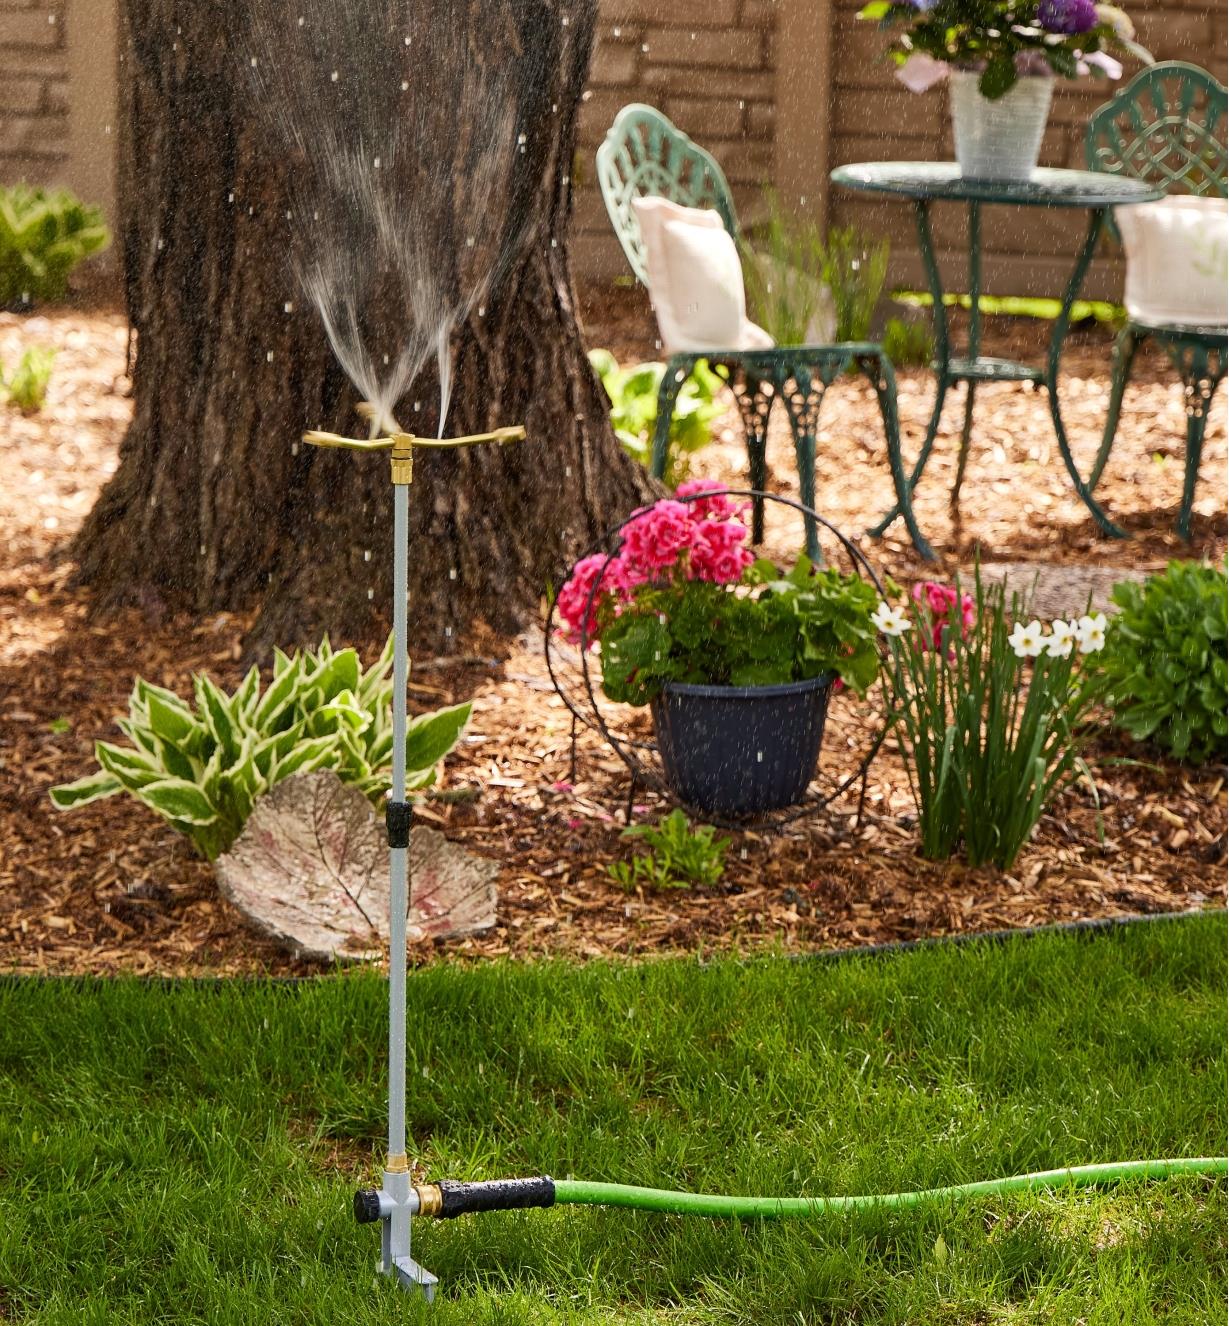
[{"xmin": 215, "ymin": 770, "xmax": 497, "ymax": 962}]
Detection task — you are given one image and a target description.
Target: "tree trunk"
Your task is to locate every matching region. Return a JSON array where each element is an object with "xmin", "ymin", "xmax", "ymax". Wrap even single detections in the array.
[{"xmin": 74, "ymin": 0, "xmax": 653, "ymax": 654}]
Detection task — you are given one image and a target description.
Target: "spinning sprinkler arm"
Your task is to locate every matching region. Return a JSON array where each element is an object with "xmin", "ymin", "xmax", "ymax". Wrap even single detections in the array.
[{"xmin": 301, "ymin": 419, "xmax": 525, "ymax": 1300}]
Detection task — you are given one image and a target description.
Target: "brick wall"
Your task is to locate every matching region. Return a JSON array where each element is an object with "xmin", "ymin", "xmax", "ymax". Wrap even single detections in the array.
[
  {"xmin": 827, "ymin": 0, "xmax": 1229, "ymax": 298},
  {"xmin": 573, "ymin": 0, "xmax": 779, "ymax": 280},
  {"xmin": 0, "ymin": 0, "xmax": 68, "ymax": 188}
]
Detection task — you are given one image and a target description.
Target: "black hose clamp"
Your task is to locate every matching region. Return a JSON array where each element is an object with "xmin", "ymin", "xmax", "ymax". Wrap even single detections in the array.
[{"xmin": 386, "ymin": 801, "xmax": 412, "ymax": 849}]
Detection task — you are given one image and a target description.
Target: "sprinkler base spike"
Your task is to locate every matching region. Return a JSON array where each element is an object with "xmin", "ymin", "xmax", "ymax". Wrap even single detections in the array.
[{"xmin": 375, "ymin": 1167, "xmax": 436, "ymax": 1299}]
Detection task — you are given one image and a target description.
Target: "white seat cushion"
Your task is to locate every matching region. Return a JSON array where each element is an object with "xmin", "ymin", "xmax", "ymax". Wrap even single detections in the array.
[
  {"xmin": 632, "ymin": 196, "xmax": 774, "ymax": 355},
  {"xmin": 1116, "ymin": 194, "xmax": 1228, "ymax": 329}
]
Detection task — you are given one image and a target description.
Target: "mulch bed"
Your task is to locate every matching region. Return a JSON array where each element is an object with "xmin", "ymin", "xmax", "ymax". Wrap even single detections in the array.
[{"xmin": 1, "ymin": 293, "xmax": 1225, "ymax": 975}]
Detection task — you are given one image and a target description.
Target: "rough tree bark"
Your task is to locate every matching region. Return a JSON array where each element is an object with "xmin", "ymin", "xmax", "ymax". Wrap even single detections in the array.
[{"xmin": 73, "ymin": 0, "xmax": 653, "ymax": 653}]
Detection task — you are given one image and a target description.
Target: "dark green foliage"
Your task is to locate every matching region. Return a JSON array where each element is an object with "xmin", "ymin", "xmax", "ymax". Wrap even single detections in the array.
[
  {"xmin": 607, "ymin": 809, "xmax": 728, "ymax": 890},
  {"xmin": 599, "ymin": 556, "xmax": 882, "ymax": 706},
  {"xmin": 50, "ymin": 636, "xmax": 470, "ymax": 859},
  {"xmin": 882, "ymin": 315, "xmax": 934, "ymax": 368},
  {"xmin": 1094, "ymin": 562, "xmax": 1228, "ymax": 763},
  {"xmin": 0, "ymin": 184, "xmax": 110, "ymax": 307}
]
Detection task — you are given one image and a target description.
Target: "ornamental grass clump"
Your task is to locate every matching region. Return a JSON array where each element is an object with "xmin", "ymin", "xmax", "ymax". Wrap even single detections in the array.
[
  {"xmin": 555, "ymin": 481, "xmax": 882, "ymax": 704},
  {"xmin": 50, "ymin": 637, "xmax": 471, "ymax": 860},
  {"xmin": 876, "ymin": 573, "xmax": 1104, "ymax": 870}
]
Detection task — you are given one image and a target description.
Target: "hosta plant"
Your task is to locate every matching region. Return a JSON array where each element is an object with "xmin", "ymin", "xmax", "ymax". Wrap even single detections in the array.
[
  {"xmin": 0, "ymin": 184, "xmax": 110, "ymax": 308},
  {"xmin": 50, "ymin": 637, "xmax": 471, "ymax": 860},
  {"xmin": 588, "ymin": 349, "xmax": 725, "ymax": 483},
  {"xmin": 1092, "ymin": 561, "xmax": 1228, "ymax": 764}
]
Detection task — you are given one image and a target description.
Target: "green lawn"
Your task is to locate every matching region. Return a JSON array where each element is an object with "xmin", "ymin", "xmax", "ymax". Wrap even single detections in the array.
[{"xmin": 2, "ymin": 915, "xmax": 1225, "ymax": 1324}]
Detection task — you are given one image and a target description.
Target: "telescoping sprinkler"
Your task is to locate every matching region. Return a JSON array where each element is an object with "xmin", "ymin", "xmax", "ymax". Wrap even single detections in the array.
[
  {"xmin": 305, "ymin": 424, "xmax": 1227, "ymax": 1303},
  {"xmin": 302, "ymin": 419, "xmax": 526, "ymax": 1298}
]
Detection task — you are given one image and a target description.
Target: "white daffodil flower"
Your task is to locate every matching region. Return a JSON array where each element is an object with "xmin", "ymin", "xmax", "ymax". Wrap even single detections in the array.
[
  {"xmin": 1008, "ymin": 619, "xmax": 1046, "ymax": 658},
  {"xmin": 1046, "ymin": 619, "xmax": 1077, "ymax": 658},
  {"xmin": 1076, "ymin": 612, "xmax": 1107, "ymax": 654},
  {"xmin": 872, "ymin": 600, "xmax": 911, "ymax": 637}
]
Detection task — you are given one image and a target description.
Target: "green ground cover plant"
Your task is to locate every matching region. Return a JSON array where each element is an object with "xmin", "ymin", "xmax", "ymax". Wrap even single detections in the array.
[
  {"xmin": 1, "ymin": 346, "xmax": 55, "ymax": 412},
  {"xmin": 881, "ymin": 314, "xmax": 934, "ymax": 368},
  {"xmin": 0, "ymin": 184, "xmax": 110, "ymax": 307},
  {"xmin": 0, "ymin": 914, "xmax": 1223, "ymax": 1323},
  {"xmin": 1091, "ymin": 561, "xmax": 1228, "ymax": 764},
  {"xmin": 607, "ymin": 808, "xmax": 728, "ymax": 890},
  {"xmin": 49, "ymin": 636, "xmax": 470, "ymax": 859}
]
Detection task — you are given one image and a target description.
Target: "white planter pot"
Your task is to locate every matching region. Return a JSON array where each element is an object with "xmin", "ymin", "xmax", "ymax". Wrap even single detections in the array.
[{"xmin": 949, "ymin": 71, "xmax": 1054, "ymax": 182}]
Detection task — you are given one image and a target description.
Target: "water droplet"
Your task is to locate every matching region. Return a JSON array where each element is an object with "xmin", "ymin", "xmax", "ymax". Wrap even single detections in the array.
[
  {"xmin": 449, "ymin": 568, "xmax": 456, "ymax": 580},
  {"xmin": 367, "ymin": 588, "xmax": 375, "ymax": 600},
  {"xmin": 283, "ymin": 301, "xmax": 293, "ymax": 313},
  {"xmin": 330, "ymin": 70, "xmax": 339, "ymax": 82},
  {"xmin": 267, "ymin": 351, "xmax": 274, "ymax": 363},
  {"xmin": 364, "ymin": 550, "xmax": 371, "ymax": 562},
  {"xmin": 401, "ymin": 80, "xmax": 409, "ymax": 92},
  {"xmin": 250, "ymin": 56, "xmax": 258, "ymax": 67}
]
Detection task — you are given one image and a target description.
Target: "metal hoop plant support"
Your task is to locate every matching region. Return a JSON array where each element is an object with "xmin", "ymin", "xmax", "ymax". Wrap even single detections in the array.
[{"xmin": 544, "ymin": 488, "xmax": 893, "ymax": 831}]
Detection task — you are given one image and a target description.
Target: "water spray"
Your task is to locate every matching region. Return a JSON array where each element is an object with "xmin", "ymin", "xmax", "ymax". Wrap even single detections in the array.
[{"xmin": 302, "ymin": 419, "xmax": 525, "ymax": 1298}]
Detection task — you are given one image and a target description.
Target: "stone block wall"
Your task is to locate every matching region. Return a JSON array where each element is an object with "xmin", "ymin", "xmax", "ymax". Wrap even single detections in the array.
[{"xmin": 0, "ymin": 0, "xmax": 68, "ymax": 188}]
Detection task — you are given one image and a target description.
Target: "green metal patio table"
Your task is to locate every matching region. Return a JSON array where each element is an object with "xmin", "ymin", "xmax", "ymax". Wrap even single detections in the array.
[{"xmin": 830, "ymin": 162, "xmax": 1165, "ymax": 560}]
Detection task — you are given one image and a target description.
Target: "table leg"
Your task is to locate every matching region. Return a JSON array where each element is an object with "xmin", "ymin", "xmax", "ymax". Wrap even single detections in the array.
[
  {"xmin": 859, "ymin": 352, "xmax": 935, "ymax": 561},
  {"xmin": 1047, "ymin": 208, "xmax": 1127, "ymax": 538},
  {"xmin": 868, "ymin": 199, "xmax": 949, "ymax": 550}
]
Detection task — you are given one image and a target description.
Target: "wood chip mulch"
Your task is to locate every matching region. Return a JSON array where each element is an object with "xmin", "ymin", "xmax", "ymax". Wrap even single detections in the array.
[{"xmin": 0, "ymin": 298, "xmax": 1225, "ymax": 976}]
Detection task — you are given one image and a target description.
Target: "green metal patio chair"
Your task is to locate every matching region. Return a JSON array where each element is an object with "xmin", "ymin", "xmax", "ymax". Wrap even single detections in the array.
[
  {"xmin": 1085, "ymin": 61, "xmax": 1227, "ymax": 539},
  {"xmin": 596, "ymin": 103, "xmax": 918, "ymax": 559}
]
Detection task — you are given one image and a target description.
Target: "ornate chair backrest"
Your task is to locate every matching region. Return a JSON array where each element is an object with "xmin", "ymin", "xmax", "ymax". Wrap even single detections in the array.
[
  {"xmin": 1086, "ymin": 61, "xmax": 1228, "ymax": 208},
  {"xmin": 596, "ymin": 103, "xmax": 739, "ymax": 287}
]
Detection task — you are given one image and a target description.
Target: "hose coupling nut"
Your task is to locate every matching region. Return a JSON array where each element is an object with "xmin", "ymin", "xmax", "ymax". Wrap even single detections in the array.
[{"xmin": 414, "ymin": 1183, "xmax": 444, "ymax": 1217}]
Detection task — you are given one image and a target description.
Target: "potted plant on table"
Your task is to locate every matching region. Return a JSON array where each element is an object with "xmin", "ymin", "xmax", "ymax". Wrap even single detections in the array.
[
  {"xmin": 555, "ymin": 483, "xmax": 882, "ymax": 816},
  {"xmin": 857, "ymin": 0, "xmax": 1152, "ymax": 181}
]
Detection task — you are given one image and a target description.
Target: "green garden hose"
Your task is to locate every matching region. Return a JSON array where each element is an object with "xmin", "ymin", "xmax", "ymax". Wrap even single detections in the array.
[
  {"xmin": 400, "ymin": 1157, "xmax": 1228, "ymax": 1221},
  {"xmin": 551, "ymin": 1158, "xmax": 1228, "ymax": 1219}
]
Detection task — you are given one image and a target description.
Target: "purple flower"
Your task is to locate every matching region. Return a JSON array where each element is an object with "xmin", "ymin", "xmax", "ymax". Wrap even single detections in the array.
[{"xmin": 1036, "ymin": 0, "xmax": 1098, "ymax": 34}]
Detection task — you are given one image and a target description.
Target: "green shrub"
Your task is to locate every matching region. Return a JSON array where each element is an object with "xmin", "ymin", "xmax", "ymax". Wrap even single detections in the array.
[
  {"xmin": 0, "ymin": 184, "xmax": 110, "ymax": 308},
  {"xmin": 608, "ymin": 809, "xmax": 727, "ymax": 890},
  {"xmin": 823, "ymin": 225, "xmax": 889, "ymax": 342},
  {"xmin": 881, "ymin": 316, "xmax": 933, "ymax": 368},
  {"xmin": 1092, "ymin": 562, "xmax": 1228, "ymax": 764},
  {"xmin": 589, "ymin": 349, "xmax": 725, "ymax": 483},
  {"xmin": 50, "ymin": 637, "xmax": 471, "ymax": 860},
  {"xmin": 2, "ymin": 346, "xmax": 54, "ymax": 412},
  {"xmin": 741, "ymin": 189, "xmax": 830, "ymax": 346},
  {"xmin": 882, "ymin": 574, "xmax": 1103, "ymax": 870}
]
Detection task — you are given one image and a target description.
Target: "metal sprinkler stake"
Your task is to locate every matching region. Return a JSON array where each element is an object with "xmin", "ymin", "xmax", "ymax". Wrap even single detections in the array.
[{"xmin": 302, "ymin": 421, "xmax": 526, "ymax": 1298}]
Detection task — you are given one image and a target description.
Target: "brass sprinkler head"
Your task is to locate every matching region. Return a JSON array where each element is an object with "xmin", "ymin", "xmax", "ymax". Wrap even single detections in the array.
[{"xmin": 302, "ymin": 424, "xmax": 526, "ymax": 486}]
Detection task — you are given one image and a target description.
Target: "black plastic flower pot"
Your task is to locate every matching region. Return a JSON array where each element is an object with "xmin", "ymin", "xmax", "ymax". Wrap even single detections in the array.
[{"xmin": 649, "ymin": 673, "xmax": 836, "ymax": 817}]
